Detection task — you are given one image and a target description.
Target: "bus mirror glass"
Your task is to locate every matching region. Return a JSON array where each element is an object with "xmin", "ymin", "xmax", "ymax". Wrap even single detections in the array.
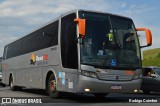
[
  {"xmin": 136, "ymin": 28, "xmax": 152, "ymax": 48},
  {"xmin": 74, "ymin": 18, "xmax": 86, "ymax": 38}
]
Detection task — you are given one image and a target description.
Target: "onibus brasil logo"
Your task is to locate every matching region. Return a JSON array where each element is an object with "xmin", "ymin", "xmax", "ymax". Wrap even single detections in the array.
[{"xmin": 30, "ymin": 53, "xmax": 48, "ymax": 65}]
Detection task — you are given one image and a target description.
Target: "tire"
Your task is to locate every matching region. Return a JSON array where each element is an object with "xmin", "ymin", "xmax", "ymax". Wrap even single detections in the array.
[
  {"xmin": 47, "ymin": 74, "xmax": 61, "ymax": 98},
  {"xmin": 142, "ymin": 90, "xmax": 151, "ymax": 94},
  {"xmin": 94, "ymin": 93, "xmax": 107, "ymax": 98},
  {"xmin": 9, "ymin": 76, "xmax": 22, "ymax": 91}
]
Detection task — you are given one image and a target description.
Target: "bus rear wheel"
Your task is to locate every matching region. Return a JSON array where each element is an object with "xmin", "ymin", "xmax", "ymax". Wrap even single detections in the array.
[
  {"xmin": 9, "ymin": 76, "xmax": 22, "ymax": 91},
  {"xmin": 94, "ymin": 93, "xmax": 107, "ymax": 98},
  {"xmin": 48, "ymin": 74, "xmax": 60, "ymax": 98}
]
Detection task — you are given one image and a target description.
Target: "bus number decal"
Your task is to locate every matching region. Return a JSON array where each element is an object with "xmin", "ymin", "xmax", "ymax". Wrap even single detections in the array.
[
  {"xmin": 68, "ymin": 82, "xmax": 73, "ymax": 89},
  {"xmin": 58, "ymin": 72, "xmax": 65, "ymax": 85}
]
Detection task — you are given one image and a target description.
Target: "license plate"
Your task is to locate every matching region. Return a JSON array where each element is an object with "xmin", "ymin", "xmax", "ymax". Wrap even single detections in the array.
[{"xmin": 111, "ymin": 85, "xmax": 122, "ymax": 90}]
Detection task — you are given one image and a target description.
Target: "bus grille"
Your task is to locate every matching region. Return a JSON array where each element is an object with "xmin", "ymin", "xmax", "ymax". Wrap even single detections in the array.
[{"xmin": 97, "ymin": 73, "xmax": 133, "ymax": 81}]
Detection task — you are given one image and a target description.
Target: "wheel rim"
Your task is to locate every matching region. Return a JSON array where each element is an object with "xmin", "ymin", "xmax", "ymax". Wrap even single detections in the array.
[
  {"xmin": 10, "ymin": 79, "xmax": 13, "ymax": 88},
  {"xmin": 49, "ymin": 80, "xmax": 56, "ymax": 93}
]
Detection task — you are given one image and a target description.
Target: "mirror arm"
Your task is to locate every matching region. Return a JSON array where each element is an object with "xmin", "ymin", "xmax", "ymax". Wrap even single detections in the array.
[
  {"xmin": 140, "ymin": 45, "xmax": 149, "ymax": 48},
  {"xmin": 76, "ymin": 37, "xmax": 84, "ymax": 45}
]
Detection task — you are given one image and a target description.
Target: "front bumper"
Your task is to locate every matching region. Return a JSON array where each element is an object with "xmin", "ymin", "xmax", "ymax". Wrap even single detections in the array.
[{"xmin": 77, "ymin": 75, "xmax": 141, "ymax": 93}]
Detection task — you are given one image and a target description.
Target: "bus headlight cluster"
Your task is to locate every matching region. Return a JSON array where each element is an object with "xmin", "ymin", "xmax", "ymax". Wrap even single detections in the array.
[
  {"xmin": 132, "ymin": 73, "xmax": 142, "ymax": 80},
  {"xmin": 81, "ymin": 70, "xmax": 97, "ymax": 78}
]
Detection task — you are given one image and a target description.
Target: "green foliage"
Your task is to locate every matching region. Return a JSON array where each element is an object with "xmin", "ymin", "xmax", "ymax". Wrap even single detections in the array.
[
  {"xmin": 142, "ymin": 59, "xmax": 160, "ymax": 67},
  {"xmin": 142, "ymin": 48, "xmax": 160, "ymax": 67},
  {"xmin": 157, "ymin": 53, "xmax": 160, "ymax": 58}
]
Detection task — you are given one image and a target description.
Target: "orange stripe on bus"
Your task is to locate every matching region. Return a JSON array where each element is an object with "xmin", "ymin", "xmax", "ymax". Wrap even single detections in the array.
[{"xmin": 125, "ymin": 70, "xmax": 135, "ymax": 75}]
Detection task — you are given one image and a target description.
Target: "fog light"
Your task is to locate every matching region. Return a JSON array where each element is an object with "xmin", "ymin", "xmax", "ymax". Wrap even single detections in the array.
[
  {"xmin": 134, "ymin": 89, "xmax": 138, "ymax": 93},
  {"xmin": 85, "ymin": 89, "xmax": 90, "ymax": 92}
]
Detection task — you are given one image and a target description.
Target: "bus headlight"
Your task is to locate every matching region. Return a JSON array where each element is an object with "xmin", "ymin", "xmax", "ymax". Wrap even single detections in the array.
[
  {"xmin": 81, "ymin": 70, "xmax": 97, "ymax": 78},
  {"xmin": 89, "ymin": 72, "xmax": 97, "ymax": 78},
  {"xmin": 82, "ymin": 70, "xmax": 90, "ymax": 77}
]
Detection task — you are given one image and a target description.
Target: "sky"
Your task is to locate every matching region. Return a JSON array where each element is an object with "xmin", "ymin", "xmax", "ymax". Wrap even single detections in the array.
[{"xmin": 0, "ymin": 0, "xmax": 160, "ymax": 56}]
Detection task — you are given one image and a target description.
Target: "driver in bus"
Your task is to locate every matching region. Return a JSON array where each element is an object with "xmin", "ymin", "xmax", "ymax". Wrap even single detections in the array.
[{"xmin": 97, "ymin": 31, "xmax": 113, "ymax": 56}]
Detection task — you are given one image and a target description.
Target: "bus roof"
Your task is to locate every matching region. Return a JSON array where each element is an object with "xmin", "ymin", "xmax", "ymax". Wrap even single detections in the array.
[{"xmin": 4, "ymin": 9, "xmax": 132, "ymax": 47}]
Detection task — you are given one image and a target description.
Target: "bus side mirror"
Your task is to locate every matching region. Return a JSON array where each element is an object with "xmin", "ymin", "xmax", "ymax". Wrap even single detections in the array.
[
  {"xmin": 136, "ymin": 28, "xmax": 152, "ymax": 48},
  {"xmin": 74, "ymin": 18, "xmax": 86, "ymax": 38}
]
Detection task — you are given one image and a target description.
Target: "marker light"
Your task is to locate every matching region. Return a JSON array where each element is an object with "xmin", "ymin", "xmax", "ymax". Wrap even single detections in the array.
[
  {"xmin": 134, "ymin": 89, "xmax": 138, "ymax": 93},
  {"xmin": 85, "ymin": 89, "xmax": 90, "ymax": 92}
]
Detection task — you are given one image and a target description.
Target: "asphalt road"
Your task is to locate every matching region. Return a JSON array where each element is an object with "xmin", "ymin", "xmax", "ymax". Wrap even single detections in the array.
[{"xmin": 0, "ymin": 86, "xmax": 160, "ymax": 106}]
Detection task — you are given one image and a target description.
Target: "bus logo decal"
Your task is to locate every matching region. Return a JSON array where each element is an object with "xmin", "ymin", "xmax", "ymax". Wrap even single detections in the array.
[
  {"xmin": 30, "ymin": 53, "xmax": 48, "ymax": 65},
  {"xmin": 30, "ymin": 53, "xmax": 36, "ymax": 65}
]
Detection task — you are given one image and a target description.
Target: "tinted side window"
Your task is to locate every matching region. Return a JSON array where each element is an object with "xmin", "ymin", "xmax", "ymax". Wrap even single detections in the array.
[
  {"xmin": 6, "ymin": 45, "xmax": 11, "ymax": 59},
  {"xmin": 6, "ymin": 43, "xmax": 17, "ymax": 59},
  {"xmin": 61, "ymin": 13, "xmax": 78, "ymax": 69},
  {"xmin": 3, "ymin": 46, "xmax": 8, "ymax": 60},
  {"xmin": 5, "ymin": 21, "xmax": 58, "ymax": 59},
  {"xmin": 31, "ymin": 30, "xmax": 42, "ymax": 52},
  {"xmin": 21, "ymin": 36, "xmax": 32, "ymax": 55},
  {"xmin": 31, "ymin": 21, "xmax": 58, "ymax": 52},
  {"xmin": 14, "ymin": 40, "xmax": 22, "ymax": 56},
  {"xmin": 6, "ymin": 38, "xmax": 24, "ymax": 59},
  {"xmin": 0, "ymin": 62, "xmax": 2, "ymax": 72},
  {"xmin": 42, "ymin": 21, "xmax": 58, "ymax": 47}
]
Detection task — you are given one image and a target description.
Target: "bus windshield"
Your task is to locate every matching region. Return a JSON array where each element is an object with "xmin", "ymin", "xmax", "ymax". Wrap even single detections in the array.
[{"xmin": 79, "ymin": 11, "xmax": 141, "ymax": 69}]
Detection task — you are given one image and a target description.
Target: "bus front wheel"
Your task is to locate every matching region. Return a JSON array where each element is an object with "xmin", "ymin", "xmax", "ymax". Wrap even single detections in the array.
[{"xmin": 48, "ymin": 74, "xmax": 61, "ymax": 98}]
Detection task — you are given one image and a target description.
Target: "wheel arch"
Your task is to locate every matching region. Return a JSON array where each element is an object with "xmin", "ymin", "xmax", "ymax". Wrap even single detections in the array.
[
  {"xmin": 9, "ymin": 72, "xmax": 14, "ymax": 85},
  {"xmin": 45, "ymin": 69, "xmax": 57, "ymax": 92}
]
